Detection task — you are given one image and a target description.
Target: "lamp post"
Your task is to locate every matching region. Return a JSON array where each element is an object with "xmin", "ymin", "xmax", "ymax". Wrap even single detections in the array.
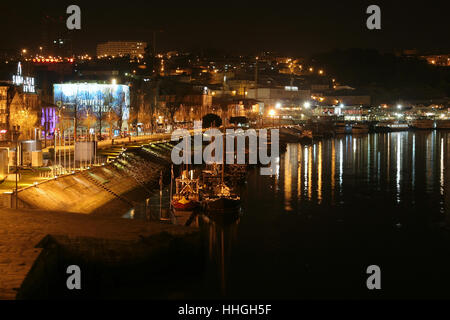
[
  {"xmin": 12, "ymin": 125, "xmax": 21, "ymax": 209},
  {"xmin": 268, "ymin": 109, "xmax": 276, "ymax": 127}
]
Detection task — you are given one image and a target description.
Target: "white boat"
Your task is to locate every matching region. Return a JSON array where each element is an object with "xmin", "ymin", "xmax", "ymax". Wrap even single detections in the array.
[{"xmin": 375, "ymin": 121, "xmax": 409, "ymax": 132}]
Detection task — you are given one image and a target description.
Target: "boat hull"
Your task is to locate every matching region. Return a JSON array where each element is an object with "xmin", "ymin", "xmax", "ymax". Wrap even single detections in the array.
[
  {"xmin": 410, "ymin": 120, "xmax": 435, "ymax": 130},
  {"xmin": 172, "ymin": 200, "xmax": 199, "ymax": 211},
  {"xmin": 436, "ymin": 120, "xmax": 450, "ymax": 130},
  {"xmin": 205, "ymin": 197, "xmax": 241, "ymax": 213}
]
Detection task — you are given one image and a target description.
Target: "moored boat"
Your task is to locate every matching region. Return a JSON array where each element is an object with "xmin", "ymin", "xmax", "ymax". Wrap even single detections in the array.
[
  {"xmin": 204, "ymin": 183, "xmax": 241, "ymax": 214},
  {"xmin": 334, "ymin": 121, "xmax": 351, "ymax": 134},
  {"xmin": 351, "ymin": 123, "xmax": 369, "ymax": 134},
  {"xmin": 410, "ymin": 119, "xmax": 435, "ymax": 130},
  {"xmin": 374, "ymin": 121, "xmax": 409, "ymax": 132},
  {"xmin": 436, "ymin": 120, "xmax": 450, "ymax": 130},
  {"xmin": 171, "ymin": 171, "xmax": 200, "ymax": 225},
  {"xmin": 172, "ymin": 196, "xmax": 199, "ymax": 211}
]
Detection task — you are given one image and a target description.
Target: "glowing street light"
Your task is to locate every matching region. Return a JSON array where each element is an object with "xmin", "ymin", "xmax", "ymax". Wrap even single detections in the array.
[
  {"xmin": 268, "ymin": 109, "xmax": 276, "ymax": 127},
  {"xmin": 111, "ymin": 78, "xmax": 117, "ymax": 85},
  {"xmin": 275, "ymin": 102, "xmax": 282, "ymax": 109},
  {"xmin": 397, "ymin": 104, "xmax": 402, "ymax": 110},
  {"xmin": 304, "ymin": 102, "xmax": 311, "ymax": 109}
]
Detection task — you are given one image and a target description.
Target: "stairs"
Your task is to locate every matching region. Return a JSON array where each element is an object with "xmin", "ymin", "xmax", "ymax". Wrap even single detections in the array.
[{"xmin": 80, "ymin": 170, "xmax": 134, "ymax": 207}]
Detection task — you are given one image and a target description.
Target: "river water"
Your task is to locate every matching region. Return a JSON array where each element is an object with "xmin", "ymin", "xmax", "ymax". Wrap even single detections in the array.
[{"xmin": 201, "ymin": 131, "xmax": 450, "ymax": 299}]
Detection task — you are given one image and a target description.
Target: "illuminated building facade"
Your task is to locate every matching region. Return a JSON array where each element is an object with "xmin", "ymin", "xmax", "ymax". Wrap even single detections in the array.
[
  {"xmin": 53, "ymin": 83, "xmax": 131, "ymax": 133},
  {"xmin": 97, "ymin": 41, "xmax": 147, "ymax": 59}
]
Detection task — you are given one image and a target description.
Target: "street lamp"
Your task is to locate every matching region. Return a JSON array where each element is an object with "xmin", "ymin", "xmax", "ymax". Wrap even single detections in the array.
[
  {"xmin": 397, "ymin": 104, "xmax": 402, "ymax": 110},
  {"xmin": 268, "ymin": 109, "xmax": 276, "ymax": 127},
  {"xmin": 12, "ymin": 125, "xmax": 20, "ymax": 209},
  {"xmin": 304, "ymin": 102, "xmax": 311, "ymax": 109}
]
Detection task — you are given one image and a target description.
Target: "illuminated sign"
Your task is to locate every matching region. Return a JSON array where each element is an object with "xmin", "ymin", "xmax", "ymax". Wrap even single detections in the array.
[
  {"xmin": 284, "ymin": 86, "xmax": 298, "ymax": 91},
  {"xmin": 12, "ymin": 62, "xmax": 36, "ymax": 93},
  {"xmin": 53, "ymin": 83, "xmax": 130, "ymax": 123}
]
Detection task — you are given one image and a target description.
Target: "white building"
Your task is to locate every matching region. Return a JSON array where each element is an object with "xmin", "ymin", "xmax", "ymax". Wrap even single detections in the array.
[
  {"xmin": 247, "ymin": 87, "xmax": 310, "ymax": 114},
  {"xmin": 97, "ymin": 41, "xmax": 147, "ymax": 59}
]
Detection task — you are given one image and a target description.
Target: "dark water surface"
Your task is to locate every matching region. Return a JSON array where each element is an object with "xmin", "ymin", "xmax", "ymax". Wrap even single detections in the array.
[{"xmin": 203, "ymin": 131, "xmax": 450, "ymax": 299}]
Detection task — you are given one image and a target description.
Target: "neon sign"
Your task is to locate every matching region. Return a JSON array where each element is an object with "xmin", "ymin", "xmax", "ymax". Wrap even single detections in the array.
[{"xmin": 12, "ymin": 62, "xmax": 36, "ymax": 93}]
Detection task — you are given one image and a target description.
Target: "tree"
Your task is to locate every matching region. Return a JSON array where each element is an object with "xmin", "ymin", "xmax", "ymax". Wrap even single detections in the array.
[
  {"xmin": 142, "ymin": 79, "xmax": 160, "ymax": 134},
  {"xmin": 202, "ymin": 113, "xmax": 222, "ymax": 128},
  {"xmin": 82, "ymin": 108, "xmax": 96, "ymax": 141},
  {"xmin": 9, "ymin": 91, "xmax": 38, "ymax": 140},
  {"xmin": 128, "ymin": 104, "xmax": 139, "ymax": 136},
  {"xmin": 72, "ymin": 87, "xmax": 87, "ymax": 141},
  {"xmin": 115, "ymin": 89, "xmax": 125, "ymax": 134},
  {"xmin": 164, "ymin": 83, "xmax": 191, "ymax": 125},
  {"xmin": 94, "ymin": 88, "xmax": 113, "ymax": 139},
  {"xmin": 105, "ymin": 107, "xmax": 119, "ymax": 138}
]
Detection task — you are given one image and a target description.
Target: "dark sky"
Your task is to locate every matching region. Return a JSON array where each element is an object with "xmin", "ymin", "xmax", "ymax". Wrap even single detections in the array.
[{"xmin": 1, "ymin": 0, "xmax": 449, "ymax": 56}]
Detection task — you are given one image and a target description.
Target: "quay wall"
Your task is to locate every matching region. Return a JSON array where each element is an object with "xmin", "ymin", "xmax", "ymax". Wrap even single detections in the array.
[{"xmin": 15, "ymin": 144, "xmax": 172, "ymax": 215}]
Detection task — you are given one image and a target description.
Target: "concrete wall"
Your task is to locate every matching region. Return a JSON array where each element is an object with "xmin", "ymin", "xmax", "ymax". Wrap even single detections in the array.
[{"xmin": 16, "ymin": 145, "xmax": 170, "ymax": 214}]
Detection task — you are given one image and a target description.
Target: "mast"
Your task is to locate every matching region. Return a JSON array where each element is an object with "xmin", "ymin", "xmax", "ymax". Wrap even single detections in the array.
[{"xmin": 221, "ymin": 119, "xmax": 225, "ymax": 185}]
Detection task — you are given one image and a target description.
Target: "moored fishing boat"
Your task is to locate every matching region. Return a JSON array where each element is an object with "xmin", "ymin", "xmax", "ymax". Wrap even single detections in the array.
[
  {"xmin": 171, "ymin": 171, "xmax": 200, "ymax": 225},
  {"xmin": 203, "ymin": 183, "xmax": 241, "ymax": 214}
]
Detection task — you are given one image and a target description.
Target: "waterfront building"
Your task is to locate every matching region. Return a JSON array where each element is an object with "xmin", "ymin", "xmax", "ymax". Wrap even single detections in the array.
[{"xmin": 247, "ymin": 86, "xmax": 311, "ymax": 116}]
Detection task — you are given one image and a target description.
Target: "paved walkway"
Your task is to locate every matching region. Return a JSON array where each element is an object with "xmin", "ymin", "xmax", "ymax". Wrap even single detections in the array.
[
  {"xmin": 42, "ymin": 133, "xmax": 174, "ymax": 153},
  {"xmin": 0, "ymin": 208, "xmax": 196, "ymax": 300}
]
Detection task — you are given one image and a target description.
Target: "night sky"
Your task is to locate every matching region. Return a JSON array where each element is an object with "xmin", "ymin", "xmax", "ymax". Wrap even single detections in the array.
[{"xmin": 1, "ymin": 0, "xmax": 449, "ymax": 56}]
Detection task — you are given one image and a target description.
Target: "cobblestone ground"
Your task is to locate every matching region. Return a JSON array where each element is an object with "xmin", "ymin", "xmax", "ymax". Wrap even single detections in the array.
[{"xmin": 0, "ymin": 208, "xmax": 194, "ymax": 300}]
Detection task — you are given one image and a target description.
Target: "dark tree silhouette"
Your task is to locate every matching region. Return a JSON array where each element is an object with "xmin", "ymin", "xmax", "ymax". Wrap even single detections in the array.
[{"xmin": 202, "ymin": 113, "xmax": 222, "ymax": 128}]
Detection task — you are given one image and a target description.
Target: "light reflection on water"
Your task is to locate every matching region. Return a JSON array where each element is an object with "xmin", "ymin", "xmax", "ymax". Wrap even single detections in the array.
[
  {"xmin": 205, "ymin": 131, "xmax": 450, "ymax": 299},
  {"xmin": 273, "ymin": 131, "xmax": 449, "ymax": 213}
]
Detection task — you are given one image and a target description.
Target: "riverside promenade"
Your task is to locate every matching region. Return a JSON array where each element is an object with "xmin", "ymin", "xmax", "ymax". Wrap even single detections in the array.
[{"xmin": 0, "ymin": 208, "xmax": 198, "ymax": 299}]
